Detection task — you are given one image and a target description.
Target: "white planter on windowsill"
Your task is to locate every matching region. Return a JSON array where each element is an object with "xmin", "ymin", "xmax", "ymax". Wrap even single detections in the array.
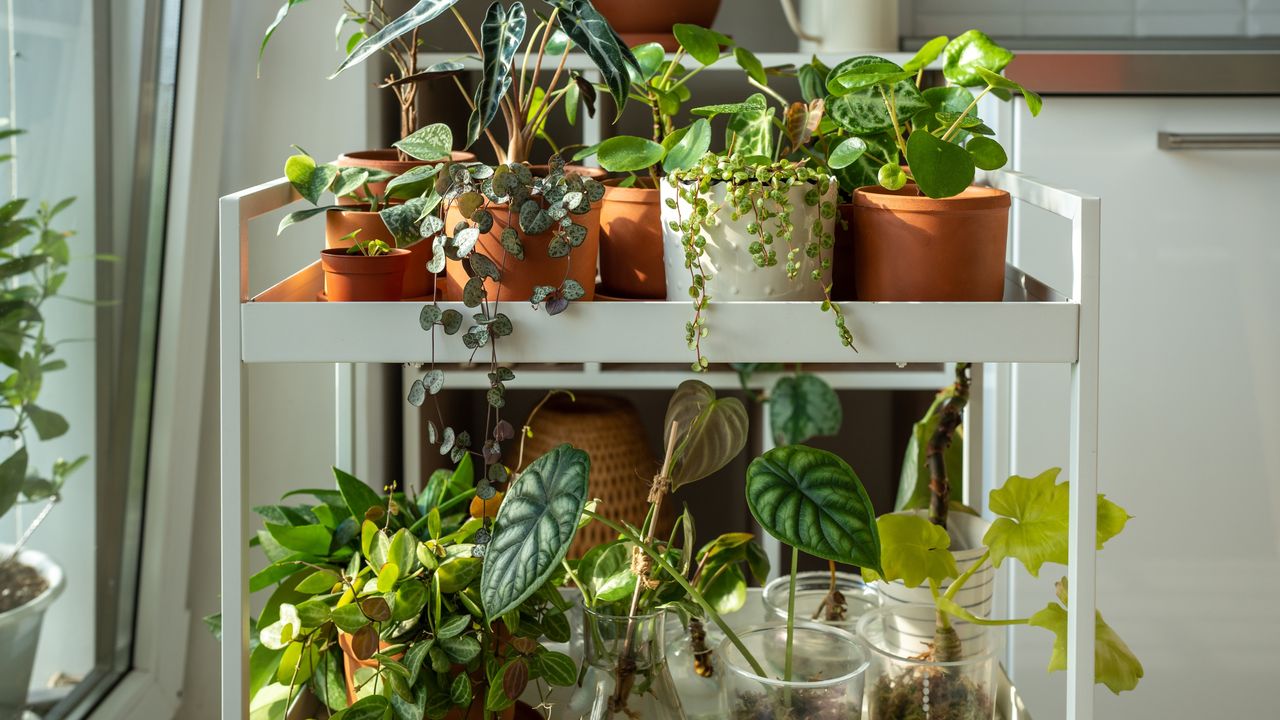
[{"xmin": 0, "ymin": 545, "xmax": 65, "ymax": 720}]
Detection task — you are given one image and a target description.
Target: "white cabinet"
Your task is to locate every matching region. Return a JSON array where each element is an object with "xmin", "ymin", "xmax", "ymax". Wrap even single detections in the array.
[{"xmin": 1006, "ymin": 97, "xmax": 1280, "ymax": 719}]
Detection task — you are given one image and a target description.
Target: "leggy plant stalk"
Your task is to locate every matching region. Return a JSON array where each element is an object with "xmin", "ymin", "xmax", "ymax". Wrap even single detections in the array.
[
  {"xmin": 584, "ymin": 511, "xmax": 767, "ymax": 680},
  {"xmin": 609, "ymin": 422, "xmax": 682, "ymax": 711},
  {"xmin": 927, "ymin": 362, "xmax": 971, "ymax": 661}
]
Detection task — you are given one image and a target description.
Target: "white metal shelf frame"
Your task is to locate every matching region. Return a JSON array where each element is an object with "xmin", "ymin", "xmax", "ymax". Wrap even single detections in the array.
[{"xmin": 218, "ymin": 169, "xmax": 1100, "ymax": 719}]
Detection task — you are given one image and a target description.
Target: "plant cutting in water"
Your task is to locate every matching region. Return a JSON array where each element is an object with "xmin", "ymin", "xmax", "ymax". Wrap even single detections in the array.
[
  {"xmin": 739, "ymin": 444, "xmax": 881, "ymax": 718},
  {"xmin": 790, "ymin": 30, "xmax": 1040, "ymax": 198}
]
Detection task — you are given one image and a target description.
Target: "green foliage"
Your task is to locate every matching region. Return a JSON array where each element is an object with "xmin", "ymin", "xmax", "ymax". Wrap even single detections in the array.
[
  {"xmin": 746, "ymin": 445, "xmax": 882, "ymax": 572},
  {"xmin": 1027, "ymin": 579, "xmax": 1145, "ymax": 694},
  {"xmin": 468, "ymin": 2, "xmax": 527, "ymax": 148},
  {"xmin": 861, "ymin": 513, "xmax": 958, "ymax": 587},
  {"xmin": 769, "ymin": 372, "xmax": 842, "ymax": 446},
  {"xmin": 895, "ymin": 386, "xmax": 965, "ymax": 512},
  {"xmin": 480, "ymin": 444, "xmax": 589, "ymax": 619},
  {"xmin": 662, "ymin": 380, "xmax": 749, "ymax": 490}
]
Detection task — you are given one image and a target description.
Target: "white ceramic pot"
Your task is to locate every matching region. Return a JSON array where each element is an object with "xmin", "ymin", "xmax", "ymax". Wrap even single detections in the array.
[
  {"xmin": 780, "ymin": 0, "xmax": 900, "ymax": 53},
  {"xmin": 660, "ymin": 180, "xmax": 836, "ymax": 302},
  {"xmin": 0, "ymin": 546, "xmax": 65, "ymax": 720},
  {"xmin": 872, "ymin": 511, "xmax": 993, "ymax": 649}
]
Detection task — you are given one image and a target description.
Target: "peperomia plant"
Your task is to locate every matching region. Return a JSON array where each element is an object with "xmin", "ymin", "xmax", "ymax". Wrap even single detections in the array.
[
  {"xmin": 797, "ymin": 30, "xmax": 1041, "ymax": 198},
  {"xmin": 231, "ymin": 448, "xmax": 589, "ymax": 720},
  {"xmin": 863, "ymin": 467, "xmax": 1144, "ymax": 716}
]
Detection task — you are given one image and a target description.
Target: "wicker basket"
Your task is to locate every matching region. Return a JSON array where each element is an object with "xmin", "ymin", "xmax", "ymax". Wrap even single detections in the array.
[{"xmin": 518, "ymin": 393, "xmax": 672, "ymax": 558}]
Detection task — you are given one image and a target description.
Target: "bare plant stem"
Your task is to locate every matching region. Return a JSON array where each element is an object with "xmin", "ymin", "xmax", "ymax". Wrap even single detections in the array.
[{"xmin": 928, "ymin": 363, "xmax": 970, "ymax": 530}]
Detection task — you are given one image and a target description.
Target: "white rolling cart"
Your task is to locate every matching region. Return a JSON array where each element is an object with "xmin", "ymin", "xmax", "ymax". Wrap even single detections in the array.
[{"xmin": 219, "ymin": 169, "xmax": 1099, "ymax": 720}]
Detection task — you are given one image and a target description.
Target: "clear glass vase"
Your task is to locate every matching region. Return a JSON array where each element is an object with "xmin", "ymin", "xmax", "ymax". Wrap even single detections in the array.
[
  {"xmin": 719, "ymin": 623, "xmax": 869, "ymax": 719},
  {"xmin": 857, "ymin": 604, "xmax": 997, "ymax": 720},
  {"xmin": 665, "ymin": 616, "xmax": 726, "ymax": 720},
  {"xmin": 762, "ymin": 570, "xmax": 882, "ymax": 631},
  {"xmin": 570, "ymin": 607, "xmax": 686, "ymax": 719}
]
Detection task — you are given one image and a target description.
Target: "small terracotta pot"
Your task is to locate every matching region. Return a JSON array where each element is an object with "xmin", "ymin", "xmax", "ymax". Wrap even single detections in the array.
[
  {"xmin": 599, "ymin": 178, "xmax": 666, "ymax": 299},
  {"xmin": 593, "ymin": 0, "xmax": 722, "ymax": 50},
  {"xmin": 337, "ymin": 632, "xmax": 524, "ymax": 719},
  {"xmin": 336, "ymin": 148, "xmax": 478, "ymax": 205},
  {"xmin": 326, "ymin": 209, "xmax": 435, "ymax": 298},
  {"xmin": 320, "ymin": 248, "xmax": 409, "ymax": 302},
  {"xmin": 851, "ymin": 184, "xmax": 1010, "ymax": 302}
]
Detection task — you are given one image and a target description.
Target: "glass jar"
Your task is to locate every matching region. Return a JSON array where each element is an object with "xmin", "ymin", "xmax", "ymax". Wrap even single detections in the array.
[
  {"xmin": 665, "ymin": 616, "xmax": 726, "ymax": 720},
  {"xmin": 568, "ymin": 607, "xmax": 686, "ymax": 719},
  {"xmin": 857, "ymin": 604, "xmax": 997, "ymax": 720},
  {"xmin": 719, "ymin": 623, "xmax": 869, "ymax": 719},
  {"xmin": 762, "ymin": 570, "xmax": 882, "ymax": 630}
]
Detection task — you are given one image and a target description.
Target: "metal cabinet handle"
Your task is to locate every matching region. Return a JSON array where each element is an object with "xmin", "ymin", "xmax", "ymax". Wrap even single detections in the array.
[{"xmin": 1158, "ymin": 132, "xmax": 1280, "ymax": 150}]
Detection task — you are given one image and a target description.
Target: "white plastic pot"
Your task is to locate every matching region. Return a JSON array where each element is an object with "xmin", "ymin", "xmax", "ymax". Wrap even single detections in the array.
[
  {"xmin": 872, "ymin": 511, "xmax": 993, "ymax": 648},
  {"xmin": 661, "ymin": 180, "xmax": 836, "ymax": 302},
  {"xmin": 0, "ymin": 546, "xmax": 64, "ymax": 720}
]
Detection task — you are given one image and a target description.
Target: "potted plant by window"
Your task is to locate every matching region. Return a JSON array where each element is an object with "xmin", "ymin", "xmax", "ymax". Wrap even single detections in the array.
[
  {"xmin": 592, "ymin": 0, "xmax": 722, "ymax": 50},
  {"xmin": 277, "ymin": 138, "xmax": 453, "ymax": 299},
  {"xmin": 860, "ymin": 466, "xmax": 1144, "ymax": 720},
  {"xmin": 260, "ymin": 1, "xmax": 477, "ymax": 177},
  {"xmin": 320, "ymin": 236, "xmax": 412, "ymax": 302},
  {"xmin": 576, "ymin": 26, "xmax": 765, "ymax": 299},
  {"xmin": 797, "ymin": 30, "xmax": 1041, "ymax": 301},
  {"xmin": 0, "ymin": 172, "xmax": 87, "ymax": 718},
  {"xmin": 226, "ymin": 447, "xmax": 588, "ymax": 720}
]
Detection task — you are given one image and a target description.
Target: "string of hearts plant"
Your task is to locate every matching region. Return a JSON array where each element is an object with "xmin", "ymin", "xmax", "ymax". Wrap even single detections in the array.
[{"xmin": 409, "ymin": 156, "xmax": 604, "ymax": 558}]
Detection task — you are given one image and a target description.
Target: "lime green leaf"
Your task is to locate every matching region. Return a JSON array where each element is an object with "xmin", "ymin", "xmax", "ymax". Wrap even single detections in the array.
[
  {"xmin": 285, "ymin": 152, "xmax": 338, "ymax": 206},
  {"xmin": 878, "ymin": 163, "xmax": 907, "ymax": 191},
  {"xmin": 904, "ymin": 35, "xmax": 948, "ymax": 73},
  {"xmin": 480, "ymin": 444, "xmax": 590, "ymax": 619},
  {"xmin": 942, "ymin": 29, "xmax": 1014, "ymax": 87},
  {"xmin": 700, "ymin": 563, "xmax": 747, "ymax": 615},
  {"xmin": 984, "ymin": 468, "xmax": 1067, "ymax": 576},
  {"xmin": 863, "ymin": 513, "xmax": 957, "ymax": 587},
  {"xmin": 295, "ymin": 569, "xmax": 340, "ymax": 594},
  {"xmin": 596, "ymin": 136, "xmax": 665, "ymax": 173},
  {"xmin": 746, "ymin": 446, "xmax": 881, "ymax": 572},
  {"xmin": 1028, "ymin": 579, "xmax": 1145, "ymax": 694},
  {"xmin": 905, "ymin": 129, "xmax": 974, "ymax": 199},
  {"xmin": 769, "ymin": 373, "xmax": 842, "ymax": 446},
  {"xmin": 826, "ymin": 137, "xmax": 867, "ymax": 170},
  {"xmin": 974, "ymin": 66, "xmax": 1043, "ymax": 116}
]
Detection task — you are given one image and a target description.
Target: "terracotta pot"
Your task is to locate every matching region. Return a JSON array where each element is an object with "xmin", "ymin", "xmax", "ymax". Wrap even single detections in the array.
[
  {"xmin": 320, "ymin": 248, "xmax": 409, "ymax": 302},
  {"xmin": 518, "ymin": 393, "xmax": 673, "ymax": 558},
  {"xmin": 325, "ymin": 209, "xmax": 434, "ymax": 298},
  {"xmin": 337, "ymin": 148, "xmax": 477, "ymax": 205},
  {"xmin": 337, "ymin": 632, "xmax": 526, "ymax": 719},
  {"xmin": 851, "ymin": 184, "xmax": 1010, "ymax": 302},
  {"xmin": 599, "ymin": 178, "xmax": 666, "ymax": 299},
  {"xmin": 443, "ymin": 202, "xmax": 602, "ymax": 303},
  {"xmin": 593, "ymin": 0, "xmax": 722, "ymax": 50}
]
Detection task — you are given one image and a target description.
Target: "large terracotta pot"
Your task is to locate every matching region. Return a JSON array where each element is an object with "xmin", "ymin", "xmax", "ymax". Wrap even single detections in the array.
[
  {"xmin": 518, "ymin": 393, "xmax": 673, "ymax": 558},
  {"xmin": 337, "ymin": 148, "xmax": 477, "ymax": 205},
  {"xmin": 850, "ymin": 184, "xmax": 1010, "ymax": 301},
  {"xmin": 593, "ymin": 0, "xmax": 722, "ymax": 50},
  {"xmin": 337, "ymin": 632, "xmax": 528, "ymax": 719},
  {"xmin": 320, "ymin": 248, "xmax": 409, "ymax": 302},
  {"xmin": 599, "ymin": 178, "xmax": 666, "ymax": 299},
  {"xmin": 325, "ymin": 209, "xmax": 434, "ymax": 298}
]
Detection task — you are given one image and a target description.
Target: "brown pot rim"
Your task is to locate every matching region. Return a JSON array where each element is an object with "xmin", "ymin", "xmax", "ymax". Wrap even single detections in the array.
[
  {"xmin": 524, "ymin": 163, "xmax": 608, "ymax": 180},
  {"xmin": 338, "ymin": 148, "xmax": 477, "ymax": 166},
  {"xmin": 321, "ymin": 247, "xmax": 409, "ymax": 274},
  {"xmin": 603, "ymin": 177, "xmax": 660, "ymax": 201},
  {"xmin": 852, "ymin": 184, "xmax": 1010, "ymax": 212}
]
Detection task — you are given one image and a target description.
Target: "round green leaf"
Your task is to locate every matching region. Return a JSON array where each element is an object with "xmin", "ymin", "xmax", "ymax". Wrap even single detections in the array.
[
  {"xmin": 826, "ymin": 137, "xmax": 868, "ymax": 170},
  {"xmin": 745, "ymin": 445, "xmax": 882, "ymax": 572},
  {"xmin": 878, "ymin": 163, "xmax": 907, "ymax": 191},
  {"xmin": 967, "ymin": 136, "xmax": 1008, "ymax": 171},
  {"xmin": 672, "ymin": 23, "xmax": 725, "ymax": 66},
  {"xmin": 596, "ymin": 136, "xmax": 665, "ymax": 173},
  {"xmin": 480, "ymin": 444, "xmax": 589, "ymax": 619},
  {"xmin": 662, "ymin": 119, "xmax": 712, "ymax": 173},
  {"xmin": 769, "ymin": 373, "xmax": 842, "ymax": 446},
  {"xmin": 942, "ymin": 29, "xmax": 1015, "ymax": 87},
  {"xmin": 905, "ymin": 130, "xmax": 975, "ymax": 198}
]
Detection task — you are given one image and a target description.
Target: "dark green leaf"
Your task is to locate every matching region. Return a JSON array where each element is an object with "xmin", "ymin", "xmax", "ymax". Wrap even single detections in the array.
[
  {"xmin": 906, "ymin": 129, "xmax": 975, "ymax": 198},
  {"xmin": 692, "ymin": 94, "xmax": 767, "ymax": 119},
  {"xmin": 332, "ymin": 0, "xmax": 463, "ymax": 77},
  {"xmin": 546, "ymin": 0, "xmax": 641, "ymax": 117},
  {"xmin": 266, "ymin": 523, "xmax": 333, "ymax": 556},
  {"xmin": 663, "ymin": 381, "xmax": 749, "ymax": 490},
  {"xmin": 0, "ymin": 447, "xmax": 28, "ymax": 518},
  {"xmin": 259, "ymin": 0, "xmax": 310, "ymax": 74},
  {"xmin": 746, "ymin": 445, "xmax": 882, "ymax": 573},
  {"xmin": 531, "ymin": 650, "xmax": 577, "ymax": 686},
  {"xmin": 26, "ymin": 405, "xmax": 69, "ymax": 440},
  {"xmin": 673, "ymin": 23, "xmax": 725, "ymax": 66},
  {"xmin": 468, "ymin": 2, "xmax": 527, "ymax": 148},
  {"xmin": 334, "ymin": 467, "xmax": 383, "ymax": 523},
  {"xmin": 596, "ymin": 136, "xmax": 664, "ymax": 173},
  {"xmin": 967, "ymin": 136, "xmax": 1008, "ymax": 170},
  {"xmin": 975, "ymin": 66, "xmax": 1043, "ymax": 116},
  {"xmin": 663, "ymin": 119, "xmax": 711, "ymax": 173},
  {"xmin": 769, "ymin": 373, "xmax": 842, "ymax": 446},
  {"xmin": 385, "ymin": 164, "xmax": 444, "ymax": 198},
  {"xmin": 380, "ymin": 196, "xmax": 428, "ymax": 248},
  {"xmin": 734, "ymin": 47, "xmax": 766, "ymax": 84},
  {"xmin": 480, "ymin": 444, "xmax": 589, "ymax": 619}
]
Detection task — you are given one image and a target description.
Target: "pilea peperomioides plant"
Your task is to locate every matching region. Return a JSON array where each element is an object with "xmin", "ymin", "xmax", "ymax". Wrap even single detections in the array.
[{"xmin": 863, "ymin": 468, "xmax": 1144, "ymax": 719}]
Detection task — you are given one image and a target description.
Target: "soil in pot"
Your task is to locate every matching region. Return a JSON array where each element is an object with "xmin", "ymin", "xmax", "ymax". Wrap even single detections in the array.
[
  {"xmin": 868, "ymin": 669, "xmax": 992, "ymax": 720},
  {"xmin": 325, "ymin": 209, "xmax": 434, "ymax": 298},
  {"xmin": 320, "ymin": 248, "xmax": 409, "ymax": 302},
  {"xmin": 593, "ymin": 0, "xmax": 722, "ymax": 50},
  {"xmin": 851, "ymin": 184, "xmax": 1010, "ymax": 302},
  {"xmin": 0, "ymin": 558, "xmax": 47, "ymax": 614},
  {"xmin": 729, "ymin": 687, "xmax": 860, "ymax": 719},
  {"xmin": 599, "ymin": 178, "xmax": 665, "ymax": 299},
  {"xmin": 336, "ymin": 149, "xmax": 477, "ymax": 205}
]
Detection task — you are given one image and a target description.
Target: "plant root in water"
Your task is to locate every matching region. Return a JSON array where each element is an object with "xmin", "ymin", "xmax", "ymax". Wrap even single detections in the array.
[{"xmin": 868, "ymin": 667, "xmax": 992, "ymax": 720}]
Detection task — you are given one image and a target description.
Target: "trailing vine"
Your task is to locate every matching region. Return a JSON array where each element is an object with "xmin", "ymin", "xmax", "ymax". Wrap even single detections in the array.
[
  {"xmin": 408, "ymin": 156, "xmax": 603, "ymax": 554},
  {"xmin": 666, "ymin": 154, "xmax": 854, "ymax": 371}
]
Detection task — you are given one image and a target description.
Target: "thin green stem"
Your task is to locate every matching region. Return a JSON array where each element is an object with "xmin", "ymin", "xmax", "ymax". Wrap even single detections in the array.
[
  {"xmin": 943, "ymin": 549, "xmax": 990, "ymax": 602},
  {"xmin": 941, "ymin": 86, "xmax": 994, "ymax": 143},
  {"xmin": 879, "ymin": 84, "xmax": 908, "ymax": 161},
  {"xmin": 584, "ymin": 510, "xmax": 768, "ymax": 678},
  {"xmin": 656, "ymin": 48, "xmax": 686, "ymax": 90},
  {"xmin": 784, "ymin": 546, "xmax": 798, "ymax": 683},
  {"xmin": 561, "ymin": 558, "xmax": 592, "ymax": 607}
]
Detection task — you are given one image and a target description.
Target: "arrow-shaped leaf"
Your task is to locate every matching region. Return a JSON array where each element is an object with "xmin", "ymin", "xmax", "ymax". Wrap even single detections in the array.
[{"xmin": 467, "ymin": 1, "xmax": 527, "ymax": 148}]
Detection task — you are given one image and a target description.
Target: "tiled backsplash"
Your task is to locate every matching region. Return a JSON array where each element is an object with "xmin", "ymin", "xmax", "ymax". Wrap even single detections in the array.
[{"xmin": 902, "ymin": 0, "xmax": 1279, "ymax": 37}]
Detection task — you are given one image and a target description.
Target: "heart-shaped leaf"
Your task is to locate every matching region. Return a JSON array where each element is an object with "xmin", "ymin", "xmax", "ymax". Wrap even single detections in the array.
[
  {"xmin": 480, "ymin": 444, "xmax": 589, "ymax": 619},
  {"xmin": 662, "ymin": 380, "xmax": 749, "ymax": 490},
  {"xmin": 769, "ymin": 373, "xmax": 842, "ymax": 446},
  {"xmin": 394, "ymin": 123, "xmax": 453, "ymax": 161},
  {"xmin": 905, "ymin": 129, "xmax": 974, "ymax": 199},
  {"xmin": 746, "ymin": 445, "xmax": 881, "ymax": 572},
  {"xmin": 284, "ymin": 152, "xmax": 337, "ymax": 206}
]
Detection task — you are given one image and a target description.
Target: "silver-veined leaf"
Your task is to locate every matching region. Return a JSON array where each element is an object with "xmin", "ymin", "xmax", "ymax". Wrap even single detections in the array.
[
  {"xmin": 331, "ymin": 0, "xmax": 464, "ymax": 78},
  {"xmin": 545, "ymin": 0, "xmax": 641, "ymax": 118},
  {"xmin": 467, "ymin": 2, "xmax": 527, "ymax": 148}
]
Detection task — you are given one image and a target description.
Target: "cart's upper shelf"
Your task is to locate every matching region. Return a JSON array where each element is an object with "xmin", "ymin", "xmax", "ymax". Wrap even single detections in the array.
[{"xmin": 221, "ymin": 171, "xmax": 1095, "ymax": 366}]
